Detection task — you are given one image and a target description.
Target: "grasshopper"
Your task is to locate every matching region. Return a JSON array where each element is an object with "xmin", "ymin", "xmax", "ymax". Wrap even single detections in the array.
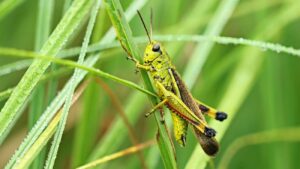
[{"xmin": 121, "ymin": 11, "xmax": 227, "ymax": 156}]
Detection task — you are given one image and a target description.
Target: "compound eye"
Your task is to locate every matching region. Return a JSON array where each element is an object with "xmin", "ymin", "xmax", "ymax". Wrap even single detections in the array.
[{"xmin": 152, "ymin": 43, "xmax": 160, "ymax": 52}]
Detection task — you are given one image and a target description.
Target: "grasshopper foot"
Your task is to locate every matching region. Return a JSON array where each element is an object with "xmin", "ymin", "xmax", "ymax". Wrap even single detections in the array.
[
  {"xmin": 160, "ymin": 118, "xmax": 165, "ymax": 124},
  {"xmin": 204, "ymin": 127, "xmax": 216, "ymax": 137},
  {"xmin": 181, "ymin": 135, "xmax": 186, "ymax": 147},
  {"xmin": 126, "ymin": 56, "xmax": 131, "ymax": 60},
  {"xmin": 145, "ymin": 112, "xmax": 151, "ymax": 117}
]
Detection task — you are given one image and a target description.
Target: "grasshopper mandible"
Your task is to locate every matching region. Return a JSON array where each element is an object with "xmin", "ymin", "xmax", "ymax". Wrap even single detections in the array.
[{"xmin": 121, "ymin": 10, "xmax": 228, "ymax": 156}]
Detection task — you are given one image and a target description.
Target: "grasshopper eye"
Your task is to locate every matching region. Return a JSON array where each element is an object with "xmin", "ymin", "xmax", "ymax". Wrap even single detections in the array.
[{"xmin": 152, "ymin": 43, "xmax": 160, "ymax": 52}]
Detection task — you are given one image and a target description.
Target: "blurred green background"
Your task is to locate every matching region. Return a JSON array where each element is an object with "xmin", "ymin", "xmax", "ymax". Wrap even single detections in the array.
[{"xmin": 0, "ymin": 0, "xmax": 300, "ymax": 169}]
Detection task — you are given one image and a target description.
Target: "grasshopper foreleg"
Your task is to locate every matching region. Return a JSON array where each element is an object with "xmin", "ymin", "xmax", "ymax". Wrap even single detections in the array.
[{"xmin": 118, "ymin": 40, "xmax": 154, "ymax": 72}]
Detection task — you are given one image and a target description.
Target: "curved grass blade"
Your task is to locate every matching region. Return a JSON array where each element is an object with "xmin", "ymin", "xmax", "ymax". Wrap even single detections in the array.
[
  {"xmin": 0, "ymin": 68, "xmax": 71, "ymax": 102},
  {"xmin": 44, "ymin": 1, "xmax": 101, "ymax": 169},
  {"xmin": 11, "ymin": 81, "xmax": 86, "ymax": 169},
  {"xmin": 0, "ymin": 48, "xmax": 155, "ymax": 97},
  {"xmin": 218, "ymin": 127, "xmax": 300, "ymax": 169},
  {"xmin": 0, "ymin": 60, "xmax": 32, "ymax": 77},
  {"xmin": 29, "ymin": 0, "xmax": 55, "ymax": 168},
  {"xmin": 77, "ymin": 140, "xmax": 155, "ymax": 169},
  {"xmin": 0, "ymin": 0, "xmax": 24, "ymax": 20},
  {"xmin": 182, "ymin": 0, "xmax": 240, "ymax": 87},
  {"xmin": 103, "ymin": 0, "xmax": 177, "ymax": 168},
  {"xmin": 3, "ymin": 1, "xmax": 148, "ymax": 167},
  {"xmin": 0, "ymin": 0, "xmax": 95, "ymax": 144},
  {"xmin": 2, "ymin": 32, "xmax": 299, "ymax": 79},
  {"xmin": 184, "ymin": 3, "xmax": 300, "ymax": 169}
]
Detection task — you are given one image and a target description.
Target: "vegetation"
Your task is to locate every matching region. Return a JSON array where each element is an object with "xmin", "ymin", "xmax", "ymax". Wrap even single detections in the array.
[{"xmin": 0, "ymin": 0, "xmax": 299, "ymax": 169}]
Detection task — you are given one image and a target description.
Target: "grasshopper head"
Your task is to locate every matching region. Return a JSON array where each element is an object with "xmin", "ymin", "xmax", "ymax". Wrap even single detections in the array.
[
  {"xmin": 136, "ymin": 11, "xmax": 166, "ymax": 64},
  {"xmin": 143, "ymin": 40, "xmax": 166, "ymax": 64}
]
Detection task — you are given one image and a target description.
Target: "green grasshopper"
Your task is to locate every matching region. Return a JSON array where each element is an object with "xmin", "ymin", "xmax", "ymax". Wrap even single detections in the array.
[{"xmin": 122, "ymin": 11, "xmax": 227, "ymax": 156}]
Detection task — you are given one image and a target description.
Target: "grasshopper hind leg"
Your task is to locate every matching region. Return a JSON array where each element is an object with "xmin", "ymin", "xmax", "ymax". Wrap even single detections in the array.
[
  {"xmin": 204, "ymin": 127, "xmax": 216, "ymax": 137},
  {"xmin": 215, "ymin": 111, "xmax": 228, "ymax": 121},
  {"xmin": 197, "ymin": 103, "xmax": 228, "ymax": 121},
  {"xmin": 194, "ymin": 129, "xmax": 219, "ymax": 156}
]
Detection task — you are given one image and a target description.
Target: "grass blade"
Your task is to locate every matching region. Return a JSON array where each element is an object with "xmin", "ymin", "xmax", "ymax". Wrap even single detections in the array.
[
  {"xmin": 183, "ymin": 0, "xmax": 240, "ymax": 87},
  {"xmin": 3, "ymin": 1, "xmax": 147, "ymax": 167},
  {"xmin": 78, "ymin": 140, "xmax": 155, "ymax": 169},
  {"xmin": 11, "ymin": 81, "xmax": 86, "ymax": 169},
  {"xmin": 103, "ymin": 0, "xmax": 177, "ymax": 168},
  {"xmin": 183, "ymin": 0, "xmax": 239, "ymax": 168},
  {"xmin": 0, "ymin": 0, "xmax": 95, "ymax": 143},
  {"xmin": 0, "ymin": 60, "xmax": 32, "ymax": 76},
  {"xmin": 5, "ymin": 55, "xmax": 100, "ymax": 169},
  {"xmin": 218, "ymin": 127, "xmax": 300, "ymax": 169},
  {"xmin": 44, "ymin": 2, "xmax": 100, "ymax": 167},
  {"xmin": 0, "ymin": 0, "xmax": 24, "ymax": 20},
  {"xmin": 1, "ymin": 33, "xmax": 299, "ymax": 79},
  {"xmin": 104, "ymin": 1, "xmax": 178, "ymax": 169},
  {"xmin": 0, "ymin": 48, "xmax": 156, "ymax": 97},
  {"xmin": 184, "ymin": 3, "xmax": 300, "ymax": 169},
  {"xmin": 29, "ymin": 0, "xmax": 54, "ymax": 168},
  {"xmin": 71, "ymin": 80, "xmax": 102, "ymax": 167}
]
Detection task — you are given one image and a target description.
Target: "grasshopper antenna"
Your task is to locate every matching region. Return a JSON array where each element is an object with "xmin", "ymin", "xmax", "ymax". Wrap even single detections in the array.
[
  {"xmin": 150, "ymin": 8, "xmax": 153, "ymax": 40},
  {"xmin": 137, "ymin": 10, "xmax": 151, "ymax": 43}
]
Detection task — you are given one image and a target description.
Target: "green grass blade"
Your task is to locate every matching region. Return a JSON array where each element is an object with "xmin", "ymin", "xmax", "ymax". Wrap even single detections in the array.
[
  {"xmin": 184, "ymin": 3, "xmax": 300, "ymax": 169},
  {"xmin": 81, "ymin": 1, "xmax": 150, "ymax": 167},
  {"xmin": 71, "ymin": 2, "xmax": 106, "ymax": 167},
  {"xmin": 71, "ymin": 80, "xmax": 102, "ymax": 168},
  {"xmin": 0, "ymin": 0, "xmax": 24, "ymax": 20},
  {"xmin": 0, "ymin": 48, "xmax": 155, "ymax": 97},
  {"xmin": 0, "ymin": 88, "xmax": 14, "ymax": 102},
  {"xmin": 44, "ymin": 1, "xmax": 101, "ymax": 168},
  {"xmin": 87, "ymin": 91, "xmax": 145, "ymax": 161},
  {"xmin": 152, "ymin": 35, "xmax": 300, "ymax": 58},
  {"xmin": 34, "ymin": 0, "xmax": 54, "ymax": 51},
  {"xmin": 63, "ymin": 0, "xmax": 73, "ymax": 13},
  {"xmin": 5, "ymin": 55, "xmax": 100, "ymax": 169},
  {"xmin": 182, "ymin": 0, "xmax": 239, "ymax": 167},
  {"xmin": 0, "ymin": 60, "xmax": 32, "ymax": 76},
  {"xmin": 218, "ymin": 127, "xmax": 300, "ymax": 169},
  {"xmin": 0, "ymin": 0, "xmax": 95, "ymax": 143},
  {"xmin": 1, "ymin": 33, "xmax": 299, "ymax": 79},
  {"xmin": 103, "ymin": 0, "xmax": 177, "ymax": 168},
  {"xmin": 29, "ymin": 0, "xmax": 54, "ymax": 168},
  {"xmin": 28, "ymin": 84, "xmax": 46, "ymax": 169},
  {"xmin": 3, "ymin": 1, "xmax": 146, "ymax": 167},
  {"xmin": 183, "ymin": 0, "xmax": 240, "ymax": 87},
  {"xmin": 0, "ymin": 68, "xmax": 71, "ymax": 102},
  {"xmin": 11, "ymin": 110, "xmax": 60, "ymax": 169}
]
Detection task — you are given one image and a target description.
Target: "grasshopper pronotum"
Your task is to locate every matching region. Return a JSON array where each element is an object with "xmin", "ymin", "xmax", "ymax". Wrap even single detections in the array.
[{"xmin": 121, "ymin": 10, "xmax": 228, "ymax": 156}]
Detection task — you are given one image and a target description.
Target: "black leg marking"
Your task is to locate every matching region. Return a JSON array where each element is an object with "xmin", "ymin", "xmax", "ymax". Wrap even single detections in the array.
[
  {"xmin": 216, "ymin": 112, "xmax": 228, "ymax": 121},
  {"xmin": 199, "ymin": 104, "xmax": 209, "ymax": 113},
  {"xmin": 204, "ymin": 127, "xmax": 216, "ymax": 137}
]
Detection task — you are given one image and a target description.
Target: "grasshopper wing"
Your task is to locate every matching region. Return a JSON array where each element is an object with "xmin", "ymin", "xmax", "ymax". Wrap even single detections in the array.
[{"xmin": 171, "ymin": 69, "xmax": 219, "ymax": 156}]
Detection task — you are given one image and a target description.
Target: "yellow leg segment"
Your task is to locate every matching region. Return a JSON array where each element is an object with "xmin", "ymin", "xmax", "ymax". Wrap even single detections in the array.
[
  {"xmin": 195, "ymin": 100, "xmax": 228, "ymax": 122},
  {"xmin": 156, "ymin": 81, "xmax": 216, "ymax": 137},
  {"xmin": 145, "ymin": 99, "xmax": 168, "ymax": 117}
]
